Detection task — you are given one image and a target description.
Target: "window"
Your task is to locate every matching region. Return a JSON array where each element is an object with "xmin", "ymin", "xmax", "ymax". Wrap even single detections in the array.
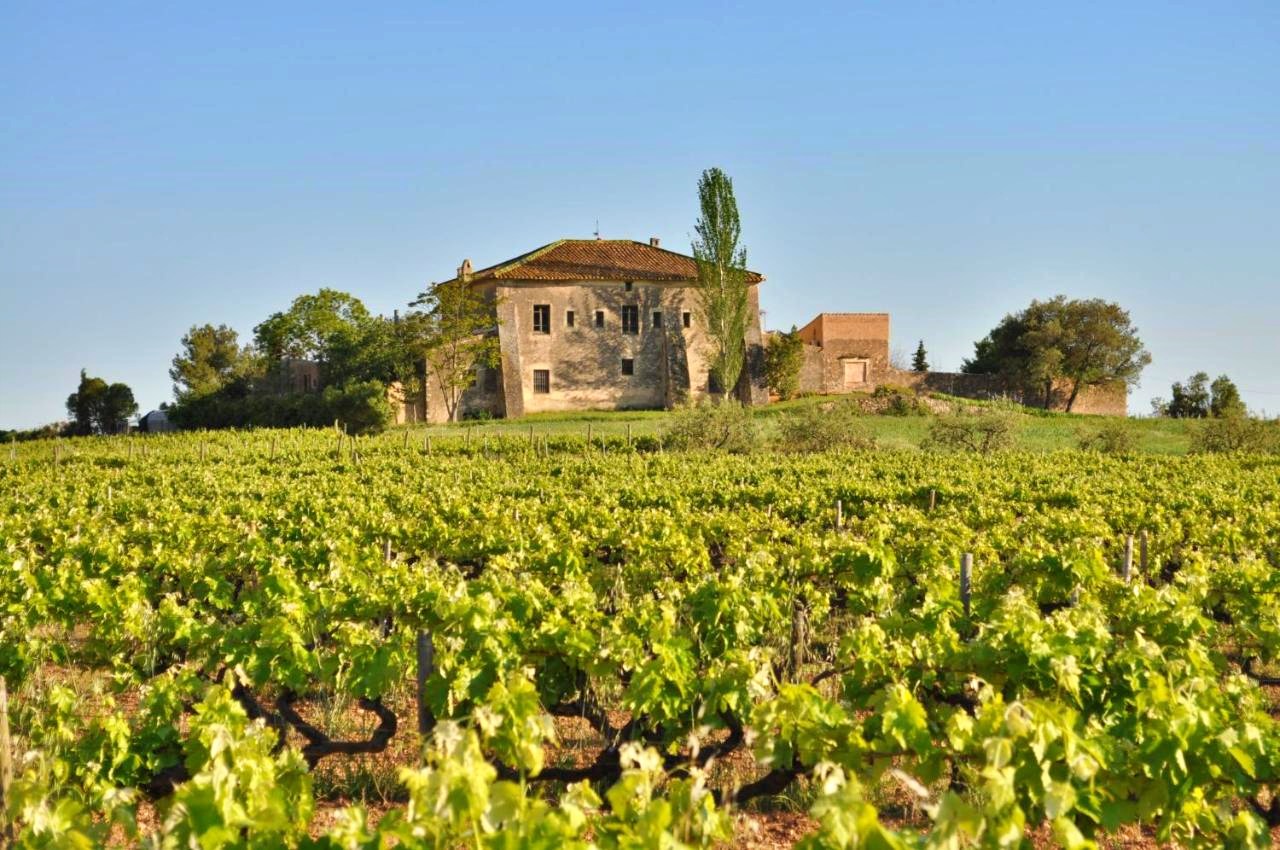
[
  {"xmin": 682, "ymin": 311, "xmax": 691, "ymax": 328},
  {"xmin": 621, "ymin": 358, "xmax": 634, "ymax": 376},
  {"xmin": 595, "ymin": 310, "xmax": 605, "ymax": 328},
  {"xmin": 621, "ymin": 305, "xmax": 639, "ymax": 334},
  {"xmin": 566, "ymin": 310, "xmax": 575, "ymax": 328},
  {"xmin": 652, "ymin": 311, "xmax": 663, "ymax": 328},
  {"xmin": 624, "ymin": 281, "xmax": 633, "ymax": 292},
  {"xmin": 484, "ymin": 368, "xmax": 498, "ymax": 392},
  {"xmin": 533, "ymin": 304, "xmax": 551, "ymax": 334},
  {"xmin": 533, "ymin": 369, "xmax": 550, "ymax": 394}
]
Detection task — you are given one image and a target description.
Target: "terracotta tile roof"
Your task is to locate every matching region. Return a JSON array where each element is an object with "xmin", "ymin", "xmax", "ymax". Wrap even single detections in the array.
[{"xmin": 444, "ymin": 239, "xmax": 764, "ymax": 285}]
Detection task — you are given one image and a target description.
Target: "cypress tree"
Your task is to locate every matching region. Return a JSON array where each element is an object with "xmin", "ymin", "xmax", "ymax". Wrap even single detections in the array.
[{"xmin": 911, "ymin": 340, "xmax": 929, "ymax": 372}]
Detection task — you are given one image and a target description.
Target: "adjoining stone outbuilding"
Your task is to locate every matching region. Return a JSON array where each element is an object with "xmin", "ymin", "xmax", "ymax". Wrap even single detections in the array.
[
  {"xmin": 785, "ymin": 311, "xmax": 1127, "ymax": 415},
  {"xmin": 422, "ymin": 238, "xmax": 768, "ymax": 423},
  {"xmin": 793, "ymin": 313, "xmax": 891, "ymax": 394}
]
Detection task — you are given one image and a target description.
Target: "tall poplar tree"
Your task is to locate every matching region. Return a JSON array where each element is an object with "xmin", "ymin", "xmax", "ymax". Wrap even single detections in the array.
[{"xmin": 692, "ymin": 168, "xmax": 751, "ymax": 398}]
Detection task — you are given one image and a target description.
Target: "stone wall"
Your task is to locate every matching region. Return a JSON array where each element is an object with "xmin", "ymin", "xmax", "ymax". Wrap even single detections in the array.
[
  {"xmin": 790, "ymin": 353, "xmax": 1127, "ymax": 415},
  {"xmin": 878, "ymin": 369, "xmax": 1128, "ymax": 415}
]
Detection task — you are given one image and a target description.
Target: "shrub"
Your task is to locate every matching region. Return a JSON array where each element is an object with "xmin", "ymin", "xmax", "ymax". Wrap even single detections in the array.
[
  {"xmin": 323, "ymin": 381, "xmax": 393, "ymax": 435},
  {"xmin": 1077, "ymin": 420, "xmax": 1137, "ymax": 454},
  {"xmin": 170, "ymin": 380, "xmax": 393, "ymax": 435},
  {"xmin": 775, "ymin": 400, "xmax": 875, "ymax": 453},
  {"xmin": 872, "ymin": 384, "xmax": 926, "ymax": 416},
  {"xmin": 1193, "ymin": 414, "xmax": 1279, "ymax": 454},
  {"xmin": 764, "ymin": 328, "xmax": 805, "ymax": 400},
  {"xmin": 662, "ymin": 400, "xmax": 757, "ymax": 453},
  {"xmin": 924, "ymin": 403, "xmax": 1021, "ymax": 454}
]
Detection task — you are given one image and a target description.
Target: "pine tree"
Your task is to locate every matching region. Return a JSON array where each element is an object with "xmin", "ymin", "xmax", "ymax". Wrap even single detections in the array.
[{"xmin": 911, "ymin": 340, "xmax": 929, "ymax": 372}]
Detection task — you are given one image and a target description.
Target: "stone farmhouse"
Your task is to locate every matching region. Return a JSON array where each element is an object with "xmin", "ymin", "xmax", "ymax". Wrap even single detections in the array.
[
  {"xmin": 400, "ymin": 236, "xmax": 1126, "ymax": 422},
  {"xmin": 419, "ymin": 238, "xmax": 768, "ymax": 423}
]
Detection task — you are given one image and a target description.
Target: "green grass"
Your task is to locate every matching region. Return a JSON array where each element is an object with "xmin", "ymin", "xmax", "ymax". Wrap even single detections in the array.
[{"xmin": 398, "ymin": 395, "xmax": 1196, "ymax": 454}]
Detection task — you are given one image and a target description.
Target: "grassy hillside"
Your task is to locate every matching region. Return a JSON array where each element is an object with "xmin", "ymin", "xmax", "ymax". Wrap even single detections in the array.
[{"xmin": 399, "ymin": 394, "xmax": 1196, "ymax": 454}]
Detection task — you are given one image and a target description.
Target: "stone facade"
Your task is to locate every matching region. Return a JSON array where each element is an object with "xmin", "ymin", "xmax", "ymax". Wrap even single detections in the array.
[{"xmin": 423, "ymin": 239, "xmax": 767, "ymax": 423}]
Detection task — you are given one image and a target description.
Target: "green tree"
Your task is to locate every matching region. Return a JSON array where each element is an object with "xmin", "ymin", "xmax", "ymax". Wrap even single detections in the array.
[
  {"xmin": 1166, "ymin": 372, "xmax": 1211, "ymax": 418},
  {"xmin": 963, "ymin": 296, "xmax": 1150, "ymax": 411},
  {"xmin": 253, "ymin": 289, "xmax": 372, "ymax": 373},
  {"xmin": 691, "ymin": 168, "xmax": 751, "ymax": 399},
  {"xmin": 170, "ymin": 324, "xmax": 260, "ymax": 402},
  {"xmin": 408, "ymin": 267, "xmax": 502, "ymax": 423},
  {"xmin": 763, "ymin": 326, "xmax": 805, "ymax": 400},
  {"xmin": 66, "ymin": 369, "xmax": 138, "ymax": 435},
  {"xmin": 252, "ymin": 289, "xmax": 417, "ymax": 391},
  {"xmin": 911, "ymin": 340, "xmax": 929, "ymax": 372},
  {"xmin": 1209, "ymin": 374, "xmax": 1245, "ymax": 418}
]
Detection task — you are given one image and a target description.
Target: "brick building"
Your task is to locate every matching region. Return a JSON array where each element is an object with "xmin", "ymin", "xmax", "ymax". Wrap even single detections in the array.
[
  {"xmin": 793, "ymin": 313, "xmax": 891, "ymax": 393},
  {"xmin": 423, "ymin": 238, "xmax": 768, "ymax": 422}
]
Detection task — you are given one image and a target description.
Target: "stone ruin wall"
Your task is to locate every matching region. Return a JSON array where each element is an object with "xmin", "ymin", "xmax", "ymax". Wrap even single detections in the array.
[{"xmin": 878, "ymin": 368, "xmax": 1128, "ymax": 416}]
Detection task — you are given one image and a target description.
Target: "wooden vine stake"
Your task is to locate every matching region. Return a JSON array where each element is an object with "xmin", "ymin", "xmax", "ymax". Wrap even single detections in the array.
[
  {"xmin": 835, "ymin": 499, "xmax": 843, "ymax": 530},
  {"xmin": 960, "ymin": 553, "xmax": 973, "ymax": 618},
  {"xmin": 403, "ymin": 430, "xmax": 410, "ymax": 450},
  {"xmin": 416, "ymin": 630, "xmax": 435, "ymax": 744},
  {"xmin": 1122, "ymin": 534, "xmax": 1134, "ymax": 583},
  {"xmin": 425, "ymin": 434, "xmax": 432, "ymax": 455},
  {"xmin": 626, "ymin": 424, "xmax": 632, "ymax": 448},
  {"xmin": 1, "ymin": 675, "xmax": 12, "ymax": 845},
  {"xmin": 788, "ymin": 598, "xmax": 809, "ymax": 682},
  {"xmin": 928, "ymin": 489, "xmax": 937, "ymax": 512}
]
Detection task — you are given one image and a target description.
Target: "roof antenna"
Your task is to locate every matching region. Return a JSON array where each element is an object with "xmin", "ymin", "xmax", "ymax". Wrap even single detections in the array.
[{"xmin": 594, "ymin": 219, "xmax": 601, "ymax": 240}]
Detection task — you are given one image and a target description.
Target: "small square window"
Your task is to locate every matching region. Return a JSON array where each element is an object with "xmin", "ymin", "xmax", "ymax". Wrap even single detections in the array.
[
  {"xmin": 621, "ymin": 358, "xmax": 634, "ymax": 376},
  {"xmin": 595, "ymin": 310, "xmax": 605, "ymax": 328},
  {"xmin": 484, "ymin": 368, "xmax": 498, "ymax": 392},
  {"xmin": 533, "ymin": 369, "xmax": 550, "ymax": 394},
  {"xmin": 682, "ymin": 311, "xmax": 691, "ymax": 328},
  {"xmin": 621, "ymin": 305, "xmax": 639, "ymax": 335},
  {"xmin": 624, "ymin": 281, "xmax": 633, "ymax": 292},
  {"xmin": 566, "ymin": 310, "xmax": 575, "ymax": 328},
  {"xmin": 533, "ymin": 304, "xmax": 551, "ymax": 334},
  {"xmin": 652, "ymin": 311, "xmax": 663, "ymax": 328}
]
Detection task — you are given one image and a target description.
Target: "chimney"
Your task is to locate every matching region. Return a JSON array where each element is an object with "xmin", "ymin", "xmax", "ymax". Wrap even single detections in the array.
[
  {"xmin": 649, "ymin": 236, "xmax": 661, "ymax": 248},
  {"xmin": 458, "ymin": 258, "xmax": 473, "ymax": 278}
]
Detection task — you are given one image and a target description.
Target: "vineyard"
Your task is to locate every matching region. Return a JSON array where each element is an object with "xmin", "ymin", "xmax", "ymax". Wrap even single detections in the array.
[{"xmin": 1, "ymin": 428, "xmax": 1279, "ymax": 848}]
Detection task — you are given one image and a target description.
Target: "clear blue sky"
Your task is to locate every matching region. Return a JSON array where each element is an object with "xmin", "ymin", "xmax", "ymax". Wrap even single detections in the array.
[{"xmin": 3, "ymin": 1, "xmax": 1278, "ymax": 428}]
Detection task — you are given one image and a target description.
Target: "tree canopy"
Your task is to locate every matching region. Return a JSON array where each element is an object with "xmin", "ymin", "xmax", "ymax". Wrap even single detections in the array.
[
  {"xmin": 963, "ymin": 295, "xmax": 1150, "ymax": 411},
  {"xmin": 66, "ymin": 369, "xmax": 138, "ymax": 435},
  {"xmin": 251, "ymin": 289, "xmax": 416, "ymax": 389},
  {"xmin": 1157, "ymin": 372, "xmax": 1245, "ymax": 419},
  {"xmin": 408, "ymin": 269, "xmax": 501, "ymax": 423},
  {"xmin": 170, "ymin": 324, "xmax": 260, "ymax": 402},
  {"xmin": 763, "ymin": 326, "xmax": 804, "ymax": 400}
]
